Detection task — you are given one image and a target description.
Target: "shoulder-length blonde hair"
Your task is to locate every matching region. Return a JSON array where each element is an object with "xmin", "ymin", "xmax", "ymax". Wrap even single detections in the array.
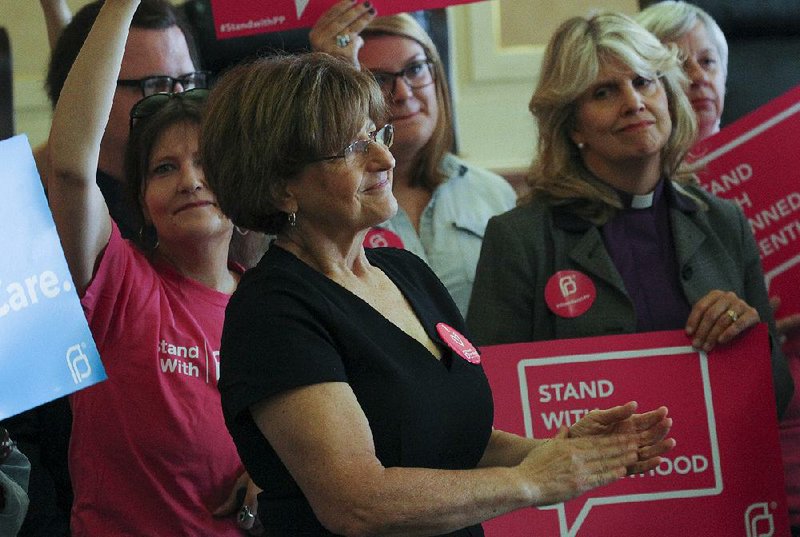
[
  {"xmin": 526, "ymin": 12, "xmax": 697, "ymax": 223},
  {"xmin": 362, "ymin": 13, "xmax": 454, "ymax": 190}
]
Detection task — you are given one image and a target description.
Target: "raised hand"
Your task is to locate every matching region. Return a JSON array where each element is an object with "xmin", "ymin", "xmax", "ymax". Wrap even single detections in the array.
[{"xmin": 309, "ymin": 0, "xmax": 376, "ymax": 68}]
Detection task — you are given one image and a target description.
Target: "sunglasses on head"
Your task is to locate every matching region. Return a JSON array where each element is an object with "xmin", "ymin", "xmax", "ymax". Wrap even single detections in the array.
[{"xmin": 129, "ymin": 88, "xmax": 209, "ymax": 131}]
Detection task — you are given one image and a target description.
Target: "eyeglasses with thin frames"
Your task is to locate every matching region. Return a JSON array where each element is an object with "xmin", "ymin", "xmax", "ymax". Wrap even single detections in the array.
[
  {"xmin": 128, "ymin": 88, "xmax": 209, "ymax": 131},
  {"xmin": 311, "ymin": 124, "xmax": 394, "ymax": 163},
  {"xmin": 117, "ymin": 71, "xmax": 211, "ymax": 98},
  {"xmin": 370, "ymin": 60, "xmax": 435, "ymax": 94}
]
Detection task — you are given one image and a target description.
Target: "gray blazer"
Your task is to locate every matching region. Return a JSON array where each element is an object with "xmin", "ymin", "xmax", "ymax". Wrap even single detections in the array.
[{"xmin": 468, "ymin": 180, "xmax": 793, "ymax": 416}]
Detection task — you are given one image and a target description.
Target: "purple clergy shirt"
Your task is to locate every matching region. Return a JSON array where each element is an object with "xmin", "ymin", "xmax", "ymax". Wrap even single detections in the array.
[{"xmin": 600, "ymin": 179, "xmax": 691, "ymax": 332}]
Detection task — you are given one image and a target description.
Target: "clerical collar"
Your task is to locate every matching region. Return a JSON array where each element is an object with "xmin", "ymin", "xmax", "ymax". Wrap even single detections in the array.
[
  {"xmin": 630, "ymin": 191, "xmax": 654, "ymax": 208},
  {"xmin": 615, "ymin": 179, "xmax": 664, "ymax": 209}
]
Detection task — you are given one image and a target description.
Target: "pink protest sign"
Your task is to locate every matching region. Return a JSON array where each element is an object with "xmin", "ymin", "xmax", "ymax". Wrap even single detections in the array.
[
  {"xmin": 209, "ymin": 0, "xmax": 481, "ymax": 40},
  {"xmin": 480, "ymin": 325, "xmax": 788, "ymax": 536},
  {"xmin": 692, "ymin": 85, "xmax": 800, "ymax": 350}
]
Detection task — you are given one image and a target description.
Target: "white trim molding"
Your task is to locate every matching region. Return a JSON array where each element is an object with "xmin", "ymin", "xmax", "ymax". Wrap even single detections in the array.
[{"xmin": 466, "ymin": 0, "xmax": 544, "ymax": 83}]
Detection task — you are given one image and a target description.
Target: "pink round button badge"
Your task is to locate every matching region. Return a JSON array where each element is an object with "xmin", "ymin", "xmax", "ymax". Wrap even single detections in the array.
[
  {"xmin": 436, "ymin": 323, "xmax": 481, "ymax": 364},
  {"xmin": 544, "ymin": 270, "xmax": 597, "ymax": 318},
  {"xmin": 363, "ymin": 227, "xmax": 404, "ymax": 249}
]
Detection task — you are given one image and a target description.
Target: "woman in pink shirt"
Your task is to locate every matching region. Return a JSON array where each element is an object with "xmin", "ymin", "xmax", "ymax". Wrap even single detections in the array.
[{"xmin": 46, "ymin": 1, "xmax": 253, "ymax": 534}]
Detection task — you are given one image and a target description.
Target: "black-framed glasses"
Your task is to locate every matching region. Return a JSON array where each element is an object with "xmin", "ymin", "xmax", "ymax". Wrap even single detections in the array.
[
  {"xmin": 129, "ymin": 88, "xmax": 209, "ymax": 131},
  {"xmin": 311, "ymin": 124, "xmax": 394, "ymax": 163},
  {"xmin": 117, "ymin": 71, "xmax": 211, "ymax": 98},
  {"xmin": 370, "ymin": 60, "xmax": 435, "ymax": 94}
]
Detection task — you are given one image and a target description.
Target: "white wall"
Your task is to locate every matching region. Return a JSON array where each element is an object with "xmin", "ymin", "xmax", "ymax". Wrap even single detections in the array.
[
  {"xmin": 1, "ymin": 1, "xmax": 88, "ymax": 148},
  {"xmin": 3, "ymin": 0, "xmax": 636, "ymax": 173},
  {"xmin": 447, "ymin": 0, "xmax": 639, "ymax": 175},
  {"xmin": 448, "ymin": 1, "xmax": 540, "ymax": 174}
]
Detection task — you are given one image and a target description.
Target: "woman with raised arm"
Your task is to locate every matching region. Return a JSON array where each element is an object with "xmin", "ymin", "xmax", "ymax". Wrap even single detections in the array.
[
  {"xmin": 202, "ymin": 51, "xmax": 674, "ymax": 536},
  {"xmin": 46, "ymin": 0, "xmax": 253, "ymax": 534}
]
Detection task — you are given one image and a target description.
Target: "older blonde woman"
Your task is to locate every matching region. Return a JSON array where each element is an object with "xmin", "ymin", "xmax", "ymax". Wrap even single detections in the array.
[
  {"xmin": 636, "ymin": 1, "xmax": 727, "ymax": 142},
  {"xmin": 468, "ymin": 12, "xmax": 792, "ymax": 417}
]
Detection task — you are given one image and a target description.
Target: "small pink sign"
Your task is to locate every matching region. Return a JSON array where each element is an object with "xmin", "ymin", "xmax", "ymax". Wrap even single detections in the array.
[
  {"xmin": 209, "ymin": 0, "xmax": 484, "ymax": 40},
  {"xmin": 436, "ymin": 322, "xmax": 480, "ymax": 364},
  {"xmin": 544, "ymin": 270, "xmax": 596, "ymax": 318}
]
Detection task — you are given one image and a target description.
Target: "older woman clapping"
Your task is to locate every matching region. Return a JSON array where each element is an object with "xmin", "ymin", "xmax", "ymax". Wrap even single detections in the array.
[
  {"xmin": 468, "ymin": 13, "xmax": 792, "ymax": 417},
  {"xmin": 202, "ymin": 52, "xmax": 674, "ymax": 536}
]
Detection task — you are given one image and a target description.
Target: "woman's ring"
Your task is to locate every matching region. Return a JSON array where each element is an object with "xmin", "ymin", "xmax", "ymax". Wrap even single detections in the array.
[
  {"xmin": 726, "ymin": 309, "xmax": 738, "ymax": 323},
  {"xmin": 238, "ymin": 505, "xmax": 256, "ymax": 528},
  {"xmin": 336, "ymin": 34, "xmax": 351, "ymax": 48}
]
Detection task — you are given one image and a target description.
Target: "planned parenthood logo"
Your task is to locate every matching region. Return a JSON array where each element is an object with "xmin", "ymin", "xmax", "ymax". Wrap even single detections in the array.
[
  {"xmin": 0, "ymin": 135, "xmax": 105, "ymax": 420},
  {"xmin": 66, "ymin": 343, "xmax": 93, "ymax": 384}
]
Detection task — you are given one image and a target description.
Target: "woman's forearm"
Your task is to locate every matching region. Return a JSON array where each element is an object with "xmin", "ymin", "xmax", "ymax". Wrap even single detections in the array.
[
  {"xmin": 477, "ymin": 429, "xmax": 542, "ymax": 468},
  {"xmin": 252, "ymin": 382, "xmax": 636, "ymax": 537},
  {"xmin": 40, "ymin": 0, "xmax": 72, "ymax": 50},
  {"xmin": 47, "ymin": 0, "xmax": 138, "ymax": 293}
]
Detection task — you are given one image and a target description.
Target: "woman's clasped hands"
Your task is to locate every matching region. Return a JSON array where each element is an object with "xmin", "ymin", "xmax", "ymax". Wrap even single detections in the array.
[{"xmin": 518, "ymin": 402, "xmax": 674, "ymax": 505}]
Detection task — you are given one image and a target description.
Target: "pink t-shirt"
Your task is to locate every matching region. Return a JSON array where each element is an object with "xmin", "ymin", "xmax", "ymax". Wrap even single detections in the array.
[
  {"xmin": 70, "ymin": 225, "xmax": 243, "ymax": 536},
  {"xmin": 781, "ymin": 352, "xmax": 800, "ymax": 529}
]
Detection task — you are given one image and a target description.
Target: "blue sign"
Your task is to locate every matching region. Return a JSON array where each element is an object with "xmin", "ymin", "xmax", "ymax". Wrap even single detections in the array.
[{"xmin": 0, "ymin": 135, "xmax": 106, "ymax": 419}]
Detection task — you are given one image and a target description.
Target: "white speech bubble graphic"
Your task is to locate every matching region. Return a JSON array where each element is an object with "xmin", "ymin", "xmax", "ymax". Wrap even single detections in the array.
[
  {"xmin": 764, "ymin": 254, "xmax": 800, "ymax": 290},
  {"xmin": 693, "ymin": 100, "xmax": 800, "ymax": 169},
  {"xmin": 517, "ymin": 345, "xmax": 723, "ymax": 537},
  {"xmin": 295, "ymin": 0, "xmax": 310, "ymax": 18}
]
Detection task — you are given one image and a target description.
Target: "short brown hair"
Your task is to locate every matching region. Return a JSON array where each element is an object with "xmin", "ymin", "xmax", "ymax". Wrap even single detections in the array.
[{"xmin": 201, "ymin": 52, "xmax": 387, "ymax": 234}]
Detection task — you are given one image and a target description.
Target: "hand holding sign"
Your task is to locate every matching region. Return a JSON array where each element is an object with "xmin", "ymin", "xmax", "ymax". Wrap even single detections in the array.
[
  {"xmin": 691, "ymin": 84, "xmax": 800, "ymax": 353},
  {"xmin": 685, "ymin": 289, "xmax": 760, "ymax": 351},
  {"xmin": 211, "ymin": 0, "xmax": 481, "ymax": 40},
  {"xmin": 309, "ymin": 0, "xmax": 375, "ymax": 69}
]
